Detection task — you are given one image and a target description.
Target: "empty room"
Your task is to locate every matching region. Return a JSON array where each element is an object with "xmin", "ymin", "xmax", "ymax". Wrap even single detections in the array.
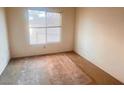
[{"xmin": 0, "ymin": 7, "xmax": 124, "ymax": 85}]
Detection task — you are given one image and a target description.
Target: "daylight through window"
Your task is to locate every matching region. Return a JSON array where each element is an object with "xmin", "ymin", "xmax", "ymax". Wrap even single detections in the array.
[{"xmin": 28, "ymin": 10, "xmax": 62, "ymax": 45}]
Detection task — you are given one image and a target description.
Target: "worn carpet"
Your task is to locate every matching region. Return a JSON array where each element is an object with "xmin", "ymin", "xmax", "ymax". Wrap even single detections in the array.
[{"xmin": 0, "ymin": 53, "xmax": 93, "ymax": 85}]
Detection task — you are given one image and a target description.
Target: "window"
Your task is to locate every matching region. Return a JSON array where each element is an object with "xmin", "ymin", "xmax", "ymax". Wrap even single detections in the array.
[{"xmin": 28, "ymin": 10, "xmax": 62, "ymax": 45}]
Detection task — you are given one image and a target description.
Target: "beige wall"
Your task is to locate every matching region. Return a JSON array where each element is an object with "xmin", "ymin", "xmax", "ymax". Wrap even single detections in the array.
[
  {"xmin": 0, "ymin": 8, "xmax": 10, "ymax": 75},
  {"xmin": 6, "ymin": 8, "xmax": 75, "ymax": 58},
  {"xmin": 75, "ymin": 8, "xmax": 124, "ymax": 83}
]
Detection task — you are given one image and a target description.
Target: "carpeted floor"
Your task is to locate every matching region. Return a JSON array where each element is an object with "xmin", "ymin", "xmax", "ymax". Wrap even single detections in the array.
[
  {"xmin": 0, "ymin": 52, "xmax": 93, "ymax": 85},
  {"xmin": 0, "ymin": 52, "xmax": 122, "ymax": 85}
]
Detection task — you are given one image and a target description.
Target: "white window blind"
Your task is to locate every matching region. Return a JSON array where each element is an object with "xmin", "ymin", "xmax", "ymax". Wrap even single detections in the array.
[{"xmin": 28, "ymin": 10, "xmax": 62, "ymax": 45}]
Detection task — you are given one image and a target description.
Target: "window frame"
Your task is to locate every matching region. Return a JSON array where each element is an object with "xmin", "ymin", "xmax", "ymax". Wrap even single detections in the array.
[{"xmin": 27, "ymin": 9, "xmax": 62, "ymax": 45}]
